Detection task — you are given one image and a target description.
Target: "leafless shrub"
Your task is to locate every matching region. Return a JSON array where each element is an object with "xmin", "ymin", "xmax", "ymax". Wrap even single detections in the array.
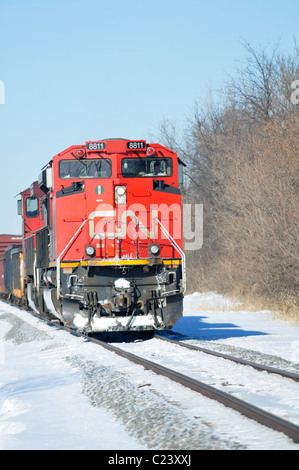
[{"xmin": 159, "ymin": 41, "xmax": 299, "ymax": 318}]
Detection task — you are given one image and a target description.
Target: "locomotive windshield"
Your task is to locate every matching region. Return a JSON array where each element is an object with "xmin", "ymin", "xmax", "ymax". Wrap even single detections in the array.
[
  {"xmin": 59, "ymin": 159, "xmax": 112, "ymax": 179},
  {"xmin": 121, "ymin": 157, "xmax": 173, "ymax": 177},
  {"xmin": 26, "ymin": 197, "xmax": 39, "ymax": 218}
]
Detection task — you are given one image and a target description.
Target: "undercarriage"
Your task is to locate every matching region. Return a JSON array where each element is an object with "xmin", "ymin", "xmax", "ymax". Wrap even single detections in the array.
[{"xmin": 26, "ymin": 261, "xmax": 183, "ymax": 332}]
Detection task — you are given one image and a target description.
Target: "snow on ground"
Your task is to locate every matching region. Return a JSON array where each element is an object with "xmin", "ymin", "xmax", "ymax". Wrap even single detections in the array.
[
  {"xmin": 0, "ymin": 292, "xmax": 298, "ymax": 450},
  {"xmin": 179, "ymin": 293, "xmax": 299, "ymax": 363},
  {"xmin": 0, "ymin": 312, "xmax": 142, "ymax": 450}
]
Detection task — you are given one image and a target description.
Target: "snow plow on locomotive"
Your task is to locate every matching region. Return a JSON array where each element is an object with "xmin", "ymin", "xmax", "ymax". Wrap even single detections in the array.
[{"xmin": 2, "ymin": 139, "xmax": 186, "ymax": 333}]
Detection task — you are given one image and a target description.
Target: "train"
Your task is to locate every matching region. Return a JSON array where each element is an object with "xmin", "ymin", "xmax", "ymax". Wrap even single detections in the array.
[{"xmin": 0, "ymin": 138, "xmax": 186, "ymax": 333}]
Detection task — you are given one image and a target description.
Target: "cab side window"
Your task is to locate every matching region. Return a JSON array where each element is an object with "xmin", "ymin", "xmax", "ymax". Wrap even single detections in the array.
[{"xmin": 26, "ymin": 197, "xmax": 39, "ymax": 218}]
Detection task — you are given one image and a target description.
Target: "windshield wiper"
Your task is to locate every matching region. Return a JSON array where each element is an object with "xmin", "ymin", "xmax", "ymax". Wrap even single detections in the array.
[{"xmin": 96, "ymin": 152, "xmax": 112, "ymax": 166}]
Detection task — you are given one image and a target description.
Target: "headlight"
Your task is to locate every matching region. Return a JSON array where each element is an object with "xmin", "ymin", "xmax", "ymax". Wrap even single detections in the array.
[
  {"xmin": 116, "ymin": 186, "xmax": 126, "ymax": 196},
  {"xmin": 115, "ymin": 186, "xmax": 126, "ymax": 205},
  {"xmin": 150, "ymin": 244, "xmax": 160, "ymax": 255},
  {"xmin": 85, "ymin": 245, "xmax": 95, "ymax": 257}
]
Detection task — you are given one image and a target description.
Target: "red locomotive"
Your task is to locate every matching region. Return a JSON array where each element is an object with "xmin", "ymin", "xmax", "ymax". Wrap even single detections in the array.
[{"xmin": 2, "ymin": 138, "xmax": 185, "ymax": 332}]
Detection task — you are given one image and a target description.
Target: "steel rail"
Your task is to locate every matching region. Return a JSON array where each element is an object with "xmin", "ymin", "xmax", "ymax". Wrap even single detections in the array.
[
  {"xmin": 83, "ymin": 333, "xmax": 299, "ymax": 444},
  {"xmin": 154, "ymin": 334, "xmax": 299, "ymax": 382}
]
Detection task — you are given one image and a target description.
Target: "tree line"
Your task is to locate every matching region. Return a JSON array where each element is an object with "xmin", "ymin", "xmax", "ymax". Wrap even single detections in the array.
[{"xmin": 159, "ymin": 40, "xmax": 299, "ymax": 318}]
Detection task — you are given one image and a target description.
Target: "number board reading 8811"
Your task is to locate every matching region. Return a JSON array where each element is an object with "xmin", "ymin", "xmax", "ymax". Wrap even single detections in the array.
[
  {"xmin": 127, "ymin": 141, "xmax": 146, "ymax": 150},
  {"xmin": 87, "ymin": 142, "xmax": 106, "ymax": 150}
]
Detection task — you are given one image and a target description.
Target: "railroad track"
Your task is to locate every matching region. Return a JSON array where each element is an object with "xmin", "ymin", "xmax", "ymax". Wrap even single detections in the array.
[
  {"xmin": 153, "ymin": 333, "xmax": 299, "ymax": 382},
  {"xmin": 4, "ymin": 302, "xmax": 299, "ymax": 445},
  {"xmin": 81, "ymin": 330, "xmax": 299, "ymax": 444}
]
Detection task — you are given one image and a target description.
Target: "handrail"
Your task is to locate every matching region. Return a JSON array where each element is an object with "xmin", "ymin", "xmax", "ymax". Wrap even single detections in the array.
[
  {"xmin": 155, "ymin": 218, "xmax": 186, "ymax": 294},
  {"xmin": 56, "ymin": 219, "xmax": 88, "ymax": 300}
]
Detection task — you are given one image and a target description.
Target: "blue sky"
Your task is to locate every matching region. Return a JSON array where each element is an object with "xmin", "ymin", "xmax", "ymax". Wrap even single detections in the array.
[{"xmin": 0, "ymin": 0, "xmax": 298, "ymax": 233}]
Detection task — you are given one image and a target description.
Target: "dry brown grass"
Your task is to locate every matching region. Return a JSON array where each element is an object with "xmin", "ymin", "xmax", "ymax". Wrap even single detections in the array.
[
  {"xmin": 268, "ymin": 294, "xmax": 299, "ymax": 326},
  {"xmin": 228, "ymin": 290, "xmax": 299, "ymax": 325},
  {"xmin": 186, "ymin": 286, "xmax": 299, "ymax": 326}
]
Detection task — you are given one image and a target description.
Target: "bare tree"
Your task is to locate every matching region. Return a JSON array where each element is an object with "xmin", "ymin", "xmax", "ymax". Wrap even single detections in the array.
[
  {"xmin": 158, "ymin": 40, "xmax": 299, "ymax": 316},
  {"xmin": 225, "ymin": 39, "xmax": 280, "ymax": 122}
]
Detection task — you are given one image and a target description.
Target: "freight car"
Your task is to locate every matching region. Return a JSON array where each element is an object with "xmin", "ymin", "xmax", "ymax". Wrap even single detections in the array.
[
  {"xmin": 1, "ymin": 139, "xmax": 186, "ymax": 333},
  {"xmin": 0, "ymin": 235, "xmax": 23, "ymax": 301}
]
